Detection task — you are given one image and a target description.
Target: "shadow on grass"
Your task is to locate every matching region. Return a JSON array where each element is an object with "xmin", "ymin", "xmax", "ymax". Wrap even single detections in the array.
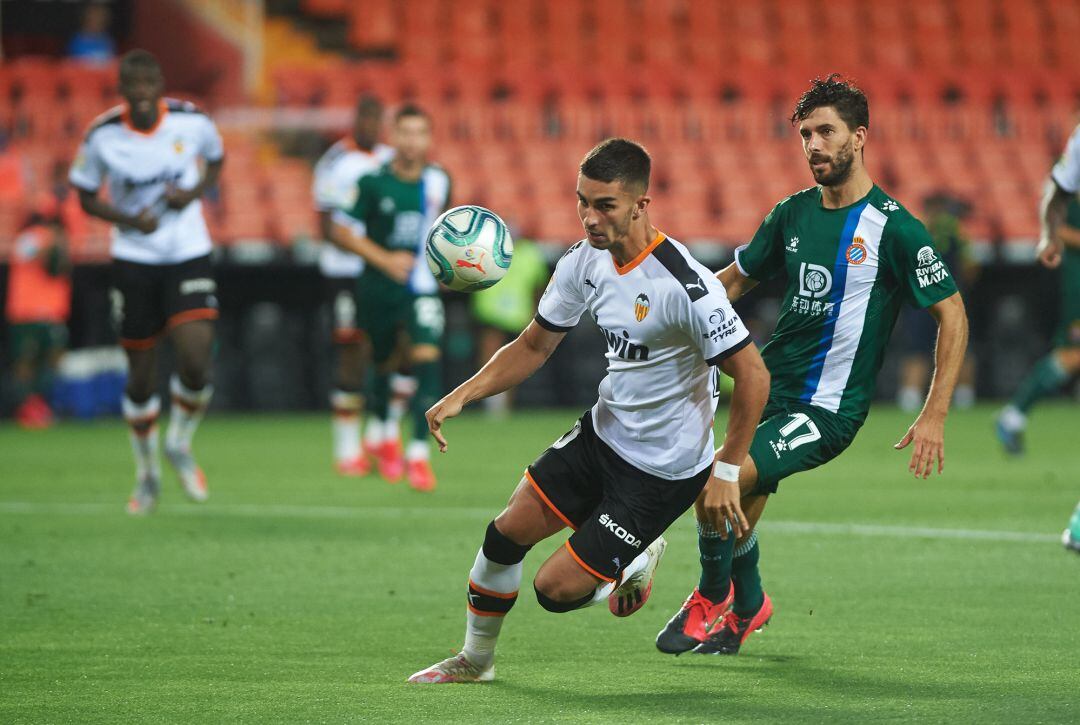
[{"xmin": 493, "ymin": 652, "xmax": 965, "ymax": 721}]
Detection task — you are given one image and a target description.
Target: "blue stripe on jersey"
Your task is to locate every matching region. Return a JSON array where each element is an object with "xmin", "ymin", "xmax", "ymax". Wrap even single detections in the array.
[{"xmin": 799, "ymin": 202, "xmax": 868, "ymax": 403}]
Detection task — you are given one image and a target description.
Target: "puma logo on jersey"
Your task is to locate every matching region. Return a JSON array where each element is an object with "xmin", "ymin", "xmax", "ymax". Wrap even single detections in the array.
[
  {"xmin": 584, "ymin": 277, "xmax": 599, "ymax": 294},
  {"xmin": 601, "ymin": 326, "xmax": 649, "ymax": 361},
  {"xmin": 684, "ymin": 279, "xmax": 706, "ymax": 293}
]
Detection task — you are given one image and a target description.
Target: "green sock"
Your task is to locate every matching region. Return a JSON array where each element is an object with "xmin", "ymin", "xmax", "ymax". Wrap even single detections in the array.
[
  {"xmin": 1010, "ymin": 354, "xmax": 1068, "ymax": 414},
  {"xmin": 410, "ymin": 359, "xmax": 441, "ymax": 442},
  {"xmin": 731, "ymin": 531, "xmax": 764, "ymax": 616},
  {"xmin": 697, "ymin": 520, "xmax": 735, "ymax": 602}
]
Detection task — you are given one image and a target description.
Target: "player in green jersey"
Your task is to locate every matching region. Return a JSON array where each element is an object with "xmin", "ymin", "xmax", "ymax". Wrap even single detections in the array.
[
  {"xmin": 656, "ymin": 75, "xmax": 970, "ymax": 655},
  {"xmin": 995, "ymin": 192, "xmax": 1080, "ymax": 461},
  {"xmin": 995, "ymin": 119, "xmax": 1080, "ymax": 552},
  {"xmin": 330, "ymin": 104, "xmax": 452, "ymax": 491}
]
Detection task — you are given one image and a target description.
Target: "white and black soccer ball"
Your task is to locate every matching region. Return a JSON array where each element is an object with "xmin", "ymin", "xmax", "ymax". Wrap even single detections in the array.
[{"xmin": 425, "ymin": 205, "xmax": 513, "ymax": 292}]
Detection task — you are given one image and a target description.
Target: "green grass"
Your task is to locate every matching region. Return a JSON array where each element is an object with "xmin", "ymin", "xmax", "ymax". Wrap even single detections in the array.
[{"xmin": 1, "ymin": 404, "xmax": 1078, "ymax": 723}]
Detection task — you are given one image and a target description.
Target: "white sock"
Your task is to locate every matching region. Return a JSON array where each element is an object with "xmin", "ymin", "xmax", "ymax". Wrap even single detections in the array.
[
  {"xmin": 364, "ymin": 418, "xmax": 384, "ymax": 450},
  {"xmin": 166, "ymin": 375, "xmax": 213, "ymax": 453},
  {"xmin": 953, "ymin": 384, "xmax": 975, "ymax": 410},
  {"xmin": 383, "ymin": 416, "xmax": 401, "ymax": 442},
  {"xmin": 999, "ymin": 405, "xmax": 1027, "ymax": 432},
  {"xmin": 483, "ymin": 391, "xmax": 510, "ymax": 416},
  {"xmin": 330, "ymin": 389, "xmax": 361, "ymax": 463},
  {"xmin": 123, "ymin": 395, "xmax": 161, "ymax": 481},
  {"xmin": 581, "ymin": 547, "xmax": 650, "ymax": 607},
  {"xmin": 406, "ymin": 439, "xmax": 429, "ymax": 461},
  {"xmin": 388, "ymin": 374, "xmax": 415, "ymax": 424},
  {"xmin": 463, "ymin": 547, "xmax": 522, "ymax": 668},
  {"xmin": 897, "ymin": 386, "xmax": 923, "ymax": 413}
]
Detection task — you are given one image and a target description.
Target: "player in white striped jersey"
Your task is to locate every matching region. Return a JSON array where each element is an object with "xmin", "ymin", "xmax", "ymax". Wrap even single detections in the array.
[
  {"xmin": 312, "ymin": 95, "xmax": 394, "ymax": 476},
  {"xmin": 69, "ymin": 50, "xmax": 224, "ymax": 515},
  {"xmin": 407, "ymin": 138, "xmax": 769, "ymax": 683}
]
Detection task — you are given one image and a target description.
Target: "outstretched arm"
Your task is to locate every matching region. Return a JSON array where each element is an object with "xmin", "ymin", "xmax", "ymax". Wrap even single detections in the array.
[
  {"xmin": 716, "ymin": 262, "xmax": 759, "ymax": 303},
  {"xmin": 894, "ymin": 291, "xmax": 968, "ymax": 478},
  {"xmin": 1037, "ymin": 178, "xmax": 1073, "ymax": 268},
  {"xmin": 426, "ymin": 320, "xmax": 566, "ymax": 451},
  {"xmin": 700, "ymin": 342, "xmax": 770, "ymax": 538}
]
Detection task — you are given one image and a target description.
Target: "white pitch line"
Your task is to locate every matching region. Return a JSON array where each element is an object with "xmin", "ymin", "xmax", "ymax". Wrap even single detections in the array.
[{"xmin": 0, "ymin": 501, "xmax": 1060, "ymax": 544}]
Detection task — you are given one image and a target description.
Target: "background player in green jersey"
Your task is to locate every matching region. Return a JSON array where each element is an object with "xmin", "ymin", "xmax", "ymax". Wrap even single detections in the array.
[
  {"xmin": 656, "ymin": 75, "xmax": 969, "ymax": 656},
  {"xmin": 996, "ymin": 119, "xmax": 1080, "ymax": 552},
  {"xmin": 330, "ymin": 104, "xmax": 451, "ymax": 491}
]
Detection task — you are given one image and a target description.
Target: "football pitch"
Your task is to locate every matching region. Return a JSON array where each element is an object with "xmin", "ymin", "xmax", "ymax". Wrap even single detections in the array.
[{"xmin": 2, "ymin": 404, "xmax": 1078, "ymax": 723}]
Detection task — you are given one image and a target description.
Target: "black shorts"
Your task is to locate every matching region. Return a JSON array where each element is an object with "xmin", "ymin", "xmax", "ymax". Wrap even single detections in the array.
[
  {"xmin": 526, "ymin": 411, "xmax": 710, "ymax": 583},
  {"xmin": 324, "ymin": 275, "xmax": 364, "ymax": 345},
  {"xmin": 111, "ymin": 255, "xmax": 219, "ymax": 350}
]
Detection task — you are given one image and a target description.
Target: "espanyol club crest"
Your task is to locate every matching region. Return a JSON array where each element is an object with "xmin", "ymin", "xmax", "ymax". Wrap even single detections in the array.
[
  {"xmin": 846, "ymin": 236, "xmax": 867, "ymax": 265},
  {"xmin": 633, "ymin": 293, "xmax": 650, "ymax": 322}
]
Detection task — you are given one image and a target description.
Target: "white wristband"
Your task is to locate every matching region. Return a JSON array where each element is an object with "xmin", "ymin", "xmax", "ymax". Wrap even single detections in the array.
[{"xmin": 713, "ymin": 460, "xmax": 741, "ymax": 482}]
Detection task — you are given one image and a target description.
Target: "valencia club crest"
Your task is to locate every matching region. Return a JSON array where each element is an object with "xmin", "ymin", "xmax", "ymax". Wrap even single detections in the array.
[{"xmin": 634, "ymin": 293, "xmax": 650, "ymax": 322}]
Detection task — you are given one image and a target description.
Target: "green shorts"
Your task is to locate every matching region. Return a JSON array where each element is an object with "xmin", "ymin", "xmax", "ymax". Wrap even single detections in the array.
[
  {"xmin": 356, "ymin": 281, "xmax": 444, "ymax": 364},
  {"xmin": 748, "ymin": 400, "xmax": 861, "ymax": 496},
  {"xmin": 9, "ymin": 322, "xmax": 68, "ymax": 360}
]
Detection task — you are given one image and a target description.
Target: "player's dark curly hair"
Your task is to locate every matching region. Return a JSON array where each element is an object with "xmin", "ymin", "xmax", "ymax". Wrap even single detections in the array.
[
  {"xmin": 790, "ymin": 74, "xmax": 869, "ymax": 131},
  {"xmin": 579, "ymin": 138, "xmax": 651, "ymax": 193}
]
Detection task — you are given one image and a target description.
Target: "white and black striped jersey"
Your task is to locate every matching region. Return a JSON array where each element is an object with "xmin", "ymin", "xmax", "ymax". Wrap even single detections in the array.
[
  {"xmin": 69, "ymin": 99, "xmax": 223, "ymax": 265},
  {"xmin": 536, "ymin": 231, "xmax": 751, "ymax": 480},
  {"xmin": 312, "ymin": 138, "xmax": 394, "ymax": 278}
]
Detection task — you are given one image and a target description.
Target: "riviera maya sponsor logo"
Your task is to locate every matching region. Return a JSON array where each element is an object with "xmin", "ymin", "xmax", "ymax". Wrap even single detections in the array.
[
  {"xmin": 634, "ymin": 293, "xmax": 650, "ymax": 321},
  {"xmin": 914, "ymin": 246, "xmax": 950, "ymax": 288}
]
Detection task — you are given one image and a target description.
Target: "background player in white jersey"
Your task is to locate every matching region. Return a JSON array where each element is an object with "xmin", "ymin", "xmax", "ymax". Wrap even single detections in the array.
[
  {"xmin": 997, "ymin": 119, "xmax": 1080, "ymax": 552},
  {"xmin": 69, "ymin": 50, "xmax": 224, "ymax": 515},
  {"xmin": 407, "ymin": 138, "xmax": 770, "ymax": 683},
  {"xmin": 312, "ymin": 95, "xmax": 394, "ymax": 477},
  {"xmin": 655, "ymin": 75, "xmax": 968, "ymax": 656}
]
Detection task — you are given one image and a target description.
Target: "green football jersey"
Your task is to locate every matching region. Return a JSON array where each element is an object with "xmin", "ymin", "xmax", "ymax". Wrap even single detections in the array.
[
  {"xmin": 737, "ymin": 184, "xmax": 958, "ymax": 424},
  {"xmin": 346, "ymin": 161, "xmax": 451, "ymax": 296}
]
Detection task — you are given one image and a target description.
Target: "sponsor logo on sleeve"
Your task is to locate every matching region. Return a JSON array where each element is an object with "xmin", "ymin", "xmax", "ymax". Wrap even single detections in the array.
[
  {"xmin": 702, "ymin": 306, "xmax": 739, "ymax": 343},
  {"xmin": 914, "ymin": 246, "xmax": 950, "ymax": 288}
]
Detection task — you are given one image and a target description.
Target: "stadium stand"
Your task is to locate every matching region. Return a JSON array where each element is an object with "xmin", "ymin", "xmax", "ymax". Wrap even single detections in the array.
[{"xmin": 1, "ymin": 0, "xmax": 1077, "ymax": 260}]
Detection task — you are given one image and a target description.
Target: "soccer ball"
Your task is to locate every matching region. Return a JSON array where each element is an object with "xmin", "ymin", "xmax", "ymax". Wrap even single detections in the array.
[{"xmin": 425, "ymin": 205, "xmax": 513, "ymax": 292}]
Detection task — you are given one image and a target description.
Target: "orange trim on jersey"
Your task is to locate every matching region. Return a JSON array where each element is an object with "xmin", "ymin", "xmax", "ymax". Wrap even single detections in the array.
[
  {"xmin": 564, "ymin": 541, "xmax": 616, "ymax": 583},
  {"xmin": 122, "ymin": 100, "xmax": 169, "ymax": 136},
  {"xmin": 466, "ymin": 603, "xmax": 507, "ymax": 618},
  {"xmin": 167, "ymin": 308, "xmax": 219, "ymax": 329},
  {"xmin": 332, "ymin": 408, "xmax": 360, "ymax": 419},
  {"xmin": 332, "ymin": 328, "xmax": 366, "ymax": 345},
  {"xmin": 468, "ymin": 580, "xmax": 519, "ymax": 600},
  {"xmin": 524, "ymin": 469, "xmax": 577, "ymax": 531},
  {"xmin": 613, "ymin": 229, "xmax": 666, "ymax": 276},
  {"xmin": 120, "ymin": 335, "xmax": 159, "ymax": 351}
]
